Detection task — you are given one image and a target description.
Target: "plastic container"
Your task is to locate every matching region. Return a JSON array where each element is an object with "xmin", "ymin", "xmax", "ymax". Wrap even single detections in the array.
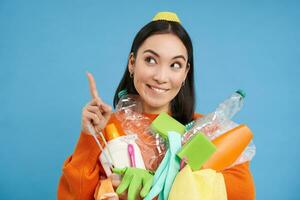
[
  {"xmin": 115, "ymin": 89, "xmax": 142, "ymax": 121},
  {"xmin": 99, "ymin": 123, "xmax": 145, "ymax": 177},
  {"xmin": 183, "ymin": 90, "xmax": 256, "ymax": 169},
  {"xmin": 114, "ymin": 89, "xmax": 166, "ymax": 171},
  {"xmin": 182, "ymin": 90, "xmax": 246, "ymax": 144},
  {"xmin": 202, "ymin": 124, "xmax": 253, "ymax": 171}
]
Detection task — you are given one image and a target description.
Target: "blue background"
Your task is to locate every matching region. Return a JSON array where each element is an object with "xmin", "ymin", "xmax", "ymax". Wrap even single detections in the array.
[{"xmin": 0, "ymin": 0, "xmax": 299, "ymax": 199}]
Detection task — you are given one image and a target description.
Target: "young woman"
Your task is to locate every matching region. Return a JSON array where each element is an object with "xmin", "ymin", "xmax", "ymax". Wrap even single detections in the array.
[{"xmin": 58, "ymin": 12, "xmax": 255, "ymax": 200}]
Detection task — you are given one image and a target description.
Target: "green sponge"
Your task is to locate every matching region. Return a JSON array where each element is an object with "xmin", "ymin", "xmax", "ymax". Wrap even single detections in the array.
[
  {"xmin": 177, "ymin": 133, "xmax": 216, "ymax": 171},
  {"xmin": 150, "ymin": 112, "xmax": 186, "ymax": 140}
]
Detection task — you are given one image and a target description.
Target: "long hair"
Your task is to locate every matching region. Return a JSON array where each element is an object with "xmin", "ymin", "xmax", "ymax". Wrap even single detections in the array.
[{"xmin": 113, "ymin": 20, "xmax": 195, "ymax": 124}]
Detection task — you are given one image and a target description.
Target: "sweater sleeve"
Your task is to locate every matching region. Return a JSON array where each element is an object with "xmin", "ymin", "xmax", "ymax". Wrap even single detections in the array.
[
  {"xmin": 222, "ymin": 162, "xmax": 255, "ymax": 200},
  {"xmin": 57, "ymin": 132, "xmax": 104, "ymax": 200}
]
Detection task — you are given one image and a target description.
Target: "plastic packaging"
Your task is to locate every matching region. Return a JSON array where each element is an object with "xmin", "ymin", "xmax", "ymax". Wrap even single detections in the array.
[
  {"xmin": 114, "ymin": 90, "xmax": 166, "ymax": 171},
  {"xmin": 182, "ymin": 90, "xmax": 256, "ymax": 167},
  {"xmin": 228, "ymin": 140, "xmax": 256, "ymax": 167},
  {"xmin": 99, "ymin": 123, "xmax": 145, "ymax": 177},
  {"xmin": 202, "ymin": 124, "xmax": 253, "ymax": 171},
  {"xmin": 182, "ymin": 90, "xmax": 246, "ymax": 143},
  {"xmin": 115, "ymin": 89, "xmax": 143, "ymax": 120}
]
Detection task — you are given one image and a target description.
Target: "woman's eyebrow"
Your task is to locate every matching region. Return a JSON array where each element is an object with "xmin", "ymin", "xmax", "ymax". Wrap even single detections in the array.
[
  {"xmin": 143, "ymin": 49, "xmax": 160, "ymax": 57},
  {"xmin": 143, "ymin": 49, "xmax": 186, "ymax": 61},
  {"xmin": 172, "ymin": 55, "xmax": 186, "ymax": 61}
]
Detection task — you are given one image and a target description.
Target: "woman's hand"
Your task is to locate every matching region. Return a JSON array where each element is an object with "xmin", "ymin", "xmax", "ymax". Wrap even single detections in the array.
[{"xmin": 81, "ymin": 72, "xmax": 112, "ymax": 135}]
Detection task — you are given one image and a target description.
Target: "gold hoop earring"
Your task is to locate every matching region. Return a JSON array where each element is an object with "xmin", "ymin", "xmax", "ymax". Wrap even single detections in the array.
[
  {"xmin": 130, "ymin": 72, "xmax": 134, "ymax": 78},
  {"xmin": 182, "ymin": 81, "xmax": 185, "ymax": 87}
]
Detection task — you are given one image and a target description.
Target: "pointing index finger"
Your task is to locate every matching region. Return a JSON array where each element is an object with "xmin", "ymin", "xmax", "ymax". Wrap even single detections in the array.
[{"xmin": 86, "ymin": 72, "xmax": 102, "ymax": 101}]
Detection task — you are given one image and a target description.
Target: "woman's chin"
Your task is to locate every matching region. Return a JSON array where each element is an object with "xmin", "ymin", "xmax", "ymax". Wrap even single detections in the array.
[{"xmin": 142, "ymin": 99, "xmax": 169, "ymax": 113}]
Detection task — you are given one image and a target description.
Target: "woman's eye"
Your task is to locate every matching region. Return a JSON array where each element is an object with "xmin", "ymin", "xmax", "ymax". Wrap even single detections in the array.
[
  {"xmin": 145, "ymin": 57, "xmax": 156, "ymax": 64},
  {"xmin": 171, "ymin": 62, "xmax": 182, "ymax": 69}
]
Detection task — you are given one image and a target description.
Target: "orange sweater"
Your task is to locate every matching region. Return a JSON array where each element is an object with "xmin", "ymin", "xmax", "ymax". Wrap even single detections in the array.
[{"xmin": 57, "ymin": 113, "xmax": 255, "ymax": 200}]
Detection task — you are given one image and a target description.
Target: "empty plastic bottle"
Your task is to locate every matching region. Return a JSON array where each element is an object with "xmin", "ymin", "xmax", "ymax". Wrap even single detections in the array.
[
  {"xmin": 114, "ymin": 89, "xmax": 167, "ymax": 171},
  {"xmin": 115, "ymin": 89, "xmax": 142, "ymax": 119},
  {"xmin": 182, "ymin": 90, "xmax": 246, "ymax": 144}
]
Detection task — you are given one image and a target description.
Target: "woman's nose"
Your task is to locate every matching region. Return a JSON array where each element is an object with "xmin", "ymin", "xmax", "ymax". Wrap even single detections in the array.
[{"xmin": 153, "ymin": 66, "xmax": 168, "ymax": 84}]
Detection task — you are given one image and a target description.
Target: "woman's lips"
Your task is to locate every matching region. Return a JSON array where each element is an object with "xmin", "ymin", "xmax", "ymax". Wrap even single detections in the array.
[{"xmin": 147, "ymin": 84, "xmax": 169, "ymax": 93}]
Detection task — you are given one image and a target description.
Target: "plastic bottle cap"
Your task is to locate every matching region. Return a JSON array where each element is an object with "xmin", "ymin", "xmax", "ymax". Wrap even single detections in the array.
[
  {"xmin": 105, "ymin": 123, "xmax": 124, "ymax": 141},
  {"xmin": 118, "ymin": 89, "xmax": 128, "ymax": 99},
  {"xmin": 236, "ymin": 89, "xmax": 246, "ymax": 98},
  {"xmin": 185, "ymin": 121, "xmax": 195, "ymax": 131}
]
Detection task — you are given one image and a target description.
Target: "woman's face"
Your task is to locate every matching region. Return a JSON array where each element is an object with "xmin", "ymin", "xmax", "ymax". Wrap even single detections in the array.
[{"xmin": 128, "ymin": 33, "xmax": 189, "ymax": 114}]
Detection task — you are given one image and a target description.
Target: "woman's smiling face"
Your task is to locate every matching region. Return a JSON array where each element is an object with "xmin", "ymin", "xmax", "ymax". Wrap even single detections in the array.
[{"xmin": 128, "ymin": 33, "xmax": 189, "ymax": 114}]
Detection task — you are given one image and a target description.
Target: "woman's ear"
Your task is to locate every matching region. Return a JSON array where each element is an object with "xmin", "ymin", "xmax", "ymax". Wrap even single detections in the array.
[{"xmin": 128, "ymin": 52, "xmax": 135, "ymax": 74}]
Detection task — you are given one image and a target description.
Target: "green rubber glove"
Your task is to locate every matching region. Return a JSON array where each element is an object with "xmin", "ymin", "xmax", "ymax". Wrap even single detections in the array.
[{"xmin": 112, "ymin": 167, "xmax": 154, "ymax": 200}]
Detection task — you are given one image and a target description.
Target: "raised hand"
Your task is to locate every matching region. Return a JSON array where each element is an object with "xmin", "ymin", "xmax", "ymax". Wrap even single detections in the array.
[{"xmin": 81, "ymin": 72, "xmax": 112, "ymax": 135}]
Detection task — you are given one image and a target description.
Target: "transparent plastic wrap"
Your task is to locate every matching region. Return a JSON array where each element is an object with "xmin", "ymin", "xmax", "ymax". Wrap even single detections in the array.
[{"xmin": 115, "ymin": 90, "xmax": 167, "ymax": 171}]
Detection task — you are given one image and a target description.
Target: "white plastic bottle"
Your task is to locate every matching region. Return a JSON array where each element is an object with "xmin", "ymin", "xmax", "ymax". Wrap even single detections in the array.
[
  {"xmin": 182, "ymin": 90, "xmax": 246, "ymax": 144},
  {"xmin": 99, "ymin": 123, "xmax": 146, "ymax": 177}
]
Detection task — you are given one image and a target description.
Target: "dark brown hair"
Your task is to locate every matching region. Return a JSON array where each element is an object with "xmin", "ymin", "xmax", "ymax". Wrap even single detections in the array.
[{"xmin": 113, "ymin": 20, "xmax": 195, "ymax": 124}]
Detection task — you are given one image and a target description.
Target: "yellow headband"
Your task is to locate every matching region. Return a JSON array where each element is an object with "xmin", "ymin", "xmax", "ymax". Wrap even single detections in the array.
[{"xmin": 152, "ymin": 12, "xmax": 181, "ymax": 24}]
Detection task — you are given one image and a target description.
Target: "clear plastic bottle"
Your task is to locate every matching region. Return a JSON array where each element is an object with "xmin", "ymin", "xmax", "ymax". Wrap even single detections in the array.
[
  {"xmin": 114, "ymin": 89, "xmax": 166, "ymax": 171},
  {"xmin": 182, "ymin": 90, "xmax": 246, "ymax": 144},
  {"xmin": 214, "ymin": 89, "xmax": 245, "ymax": 124},
  {"xmin": 115, "ymin": 89, "xmax": 150, "ymax": 139},
  {"xmin": 115, "ymin": 89, "xmax": 143, "ymax": 120}
]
